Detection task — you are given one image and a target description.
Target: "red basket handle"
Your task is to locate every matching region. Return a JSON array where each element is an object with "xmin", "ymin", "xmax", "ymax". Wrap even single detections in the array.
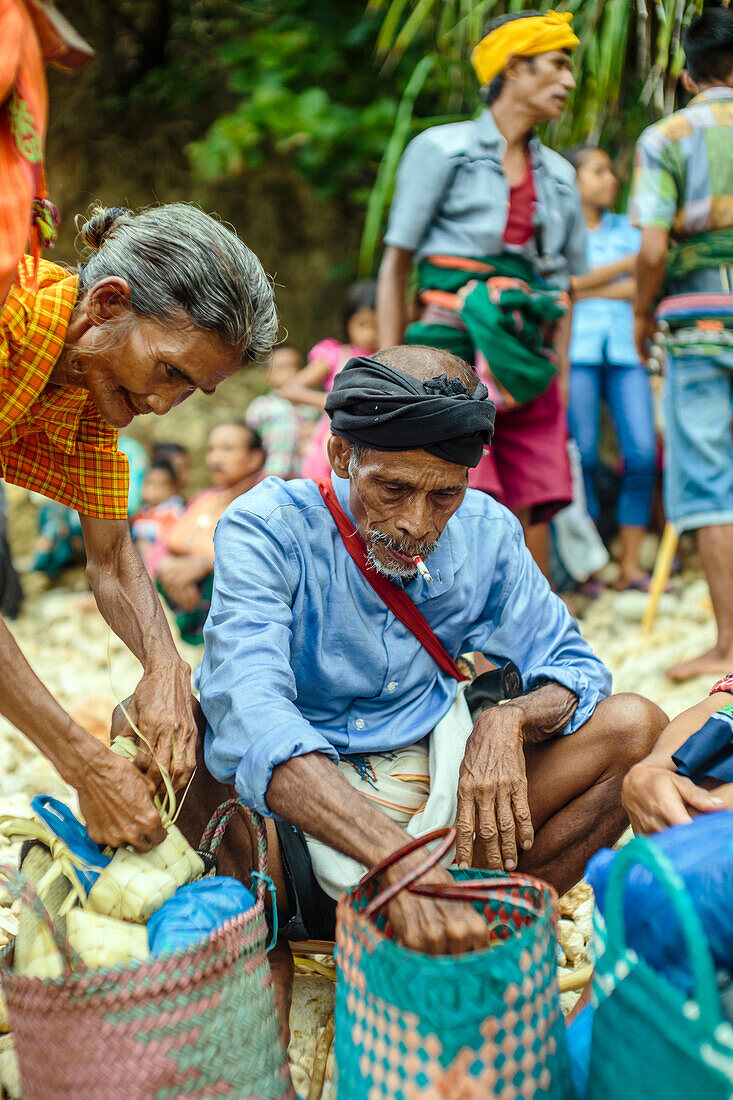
[
  {"xmin": 408, "ymin": 879, "xmax": 542, "ymax": 920},
  {"xmin": 364, "ymin": 827, "xmax": 456, "ymax": 918}
]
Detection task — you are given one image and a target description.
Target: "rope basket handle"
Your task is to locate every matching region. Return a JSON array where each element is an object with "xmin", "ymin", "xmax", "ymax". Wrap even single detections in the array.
[
  {"xmin": 198, "ymin": 798, "xmax": 268, "ymax": 906},
  {"xmin": 0, "ymin": 864, "xmax": 77, "ymax": 976},
  {"xmin": 604, "ymin": 836, "xmax": 721, "ymax": 1030},
  {"xmin": 364, "ymin": 827, "xmax": 456, "ymax": 918}
]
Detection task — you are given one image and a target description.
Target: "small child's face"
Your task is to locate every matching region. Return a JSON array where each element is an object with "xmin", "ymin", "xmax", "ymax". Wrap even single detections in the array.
[
  {"xmin": 347, "ymin": 307, "xmax": 378, "ymax": 353},
  {"xmin": 142, "ymin": 468, "xmax": 175, "ymax": 507}
]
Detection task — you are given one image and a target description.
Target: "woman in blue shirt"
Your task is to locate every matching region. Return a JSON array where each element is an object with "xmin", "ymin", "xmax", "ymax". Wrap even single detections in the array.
[{"xmin": 567, "ymin": 147, "xmax": 656, "ymax": 591}]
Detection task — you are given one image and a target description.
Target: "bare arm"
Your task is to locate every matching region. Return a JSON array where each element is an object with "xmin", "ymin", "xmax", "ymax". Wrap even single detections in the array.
[
  {"xmin": 266, "ymin": 751, "xmax": 489, "ymax": 954},
  {"xmin": 0, "ymin": 613, "xmax": 165, "ymax": 849},
  {"xmin": 570, "ymin": 254, "xmax": 635, "ymax": 294},
  {"xmin": 634, "ymin": 225, "xmax": 670, "ymax": 360},
  {"xmin": 554, "ymin": 304, "xmax": 573, "ymax": 404},
  {"xmin": 573, "ymin": 276, "xmax": 635, "ymax": 303},
  {"xmin": 622, "ymin": 692, "xmax": 730, "ymax": 833},
  {"xmin": 80, "ymin": 515, "xmax": 196, "ymax": 790},
  {"xmin": 377, "ymin": 245, "xmax": 413, "ymax": 348},
  {"xmin": 455, "ymin": 682, "xmax": 578, "ymax": 871},
  {"xmin": 280, "ymin": 357, "xmax": 332, "ymax": 410}
]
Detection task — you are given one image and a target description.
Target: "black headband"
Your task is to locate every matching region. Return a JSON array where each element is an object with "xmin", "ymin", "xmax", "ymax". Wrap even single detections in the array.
[{"xmin": 324, "ymin": 357, "xmax": 496, "ymax": 468}]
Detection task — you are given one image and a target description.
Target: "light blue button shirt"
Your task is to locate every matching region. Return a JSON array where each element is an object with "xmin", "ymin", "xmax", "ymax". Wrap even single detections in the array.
[
  {"xmin": 384, "ymin": 109, "xmax": 587, "ymax": 288},
  {"xmin": 570, "ymin": 212, "xmax": 641, "ymax": 368},
  {"xmin": 198, "ymin": 474, "xmax": 611, "ymax": 815}
]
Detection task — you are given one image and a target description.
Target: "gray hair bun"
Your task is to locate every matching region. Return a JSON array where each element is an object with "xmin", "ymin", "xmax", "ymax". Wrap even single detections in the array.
[
  {"xmin": 77, "ymin": 206, "xmax": 132, "ymax": 251},
  {"xmin": 77, "ymin": 202, "xmax": 277, "ymax": 363}
]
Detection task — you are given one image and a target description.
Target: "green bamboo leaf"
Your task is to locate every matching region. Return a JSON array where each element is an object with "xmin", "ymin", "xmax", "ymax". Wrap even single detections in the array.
[
  {"xmin": 374, "ymin": 0, "xmax": 413, "ymax": 55},
  {"xmin": 394, "ymin": 0, "xmax": 440, "ymax": 55},
  {"xmin": 359, "ymin": 55, "xmax": 437, "ymax": 275}
]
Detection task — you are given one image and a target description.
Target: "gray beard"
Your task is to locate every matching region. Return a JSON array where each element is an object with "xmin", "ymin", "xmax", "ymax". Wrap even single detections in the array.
[
  {"xmin": 366, "ymin": 543, "xmax": 417, "ymax": 580},
  {"xmin": 365, "ymin": 529, "xmax": 438, "ymax": 581}
]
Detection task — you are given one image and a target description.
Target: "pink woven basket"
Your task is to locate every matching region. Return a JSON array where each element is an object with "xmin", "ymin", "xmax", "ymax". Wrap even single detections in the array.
[{"xmin": 1, "ymin": 798, "xmax": 294, "ymax": 1100}]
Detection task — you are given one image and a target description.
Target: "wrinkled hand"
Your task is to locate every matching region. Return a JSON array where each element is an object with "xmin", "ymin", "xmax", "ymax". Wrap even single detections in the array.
[
  {"xmin": 78, "ymin": 743, "xmax": 166, "ymax": 851},
  {"xmin": 385, "ymin": 861, "xmax": 489, "ymax": 955},
  {"xmin": 622, "ymin": 760, "xmax": 725, "ymax": 835},
  {"xmin": 113, "ymin": 663, "xmax": 197, "ymax": 794},
  {"xmin": 634, "ymin": 313, "xmax": 657, "ymax": 363},
  {"xmin": 455, "ymin": 706, "xmax": 534, "ymax": 872},
  {"xmin": 157, "ymin": 556, "xmax": 209, "ymax": 612}
]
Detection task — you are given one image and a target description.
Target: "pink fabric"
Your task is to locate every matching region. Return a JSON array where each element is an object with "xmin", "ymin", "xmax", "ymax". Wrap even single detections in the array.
[
  {"xmin": 469, "ymin": 378, "xmax": 571, "ymax": 525},
  {"xmin": 301, "ymin": 340, "xmax": 372, "ymax": 479}
]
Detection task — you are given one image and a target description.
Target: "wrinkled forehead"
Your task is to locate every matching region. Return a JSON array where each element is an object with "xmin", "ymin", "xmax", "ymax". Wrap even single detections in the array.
[{"xmin": 352, "ymin": 444, "xmax": 469, "ymax": 490}]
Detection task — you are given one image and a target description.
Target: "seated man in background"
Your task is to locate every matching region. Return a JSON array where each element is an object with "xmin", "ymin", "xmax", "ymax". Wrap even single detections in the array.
[
  {"xmin": 177, "ymin": 346, "xmax": 666, "ymax": 1025},
  {"xmin": 155, "ymin": 421, "xmax": 264, "ymax": 644}
]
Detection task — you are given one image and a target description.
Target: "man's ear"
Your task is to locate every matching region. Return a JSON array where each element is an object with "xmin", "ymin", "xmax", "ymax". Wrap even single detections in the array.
[
  {"xmin": 327, "ymin": 434, "xmax": 351, "ymax": 478},
  {"xmin": 84, "ymin": 277, "xmax": 133, "ymax": 325},
  {"xmin": 681, "ymin": 68, "xmax": 698, "ymax": 96}
]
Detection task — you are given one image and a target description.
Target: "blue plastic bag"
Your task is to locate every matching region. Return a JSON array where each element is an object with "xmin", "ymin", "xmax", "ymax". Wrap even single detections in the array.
[
  {"xmin": 147, "ymin": 876, "xmax": 256, "ymax": 956},
  {"xmin": 31, "ymin": 794, "xmax": 110, "ymax": 891},
  {"xmin": 566, "ymin": 1004, "xmax": 593, "ymax": 1100},
  {"xmin": 586, "ymin": 811, "xmax": 733, "ymax": 993}
]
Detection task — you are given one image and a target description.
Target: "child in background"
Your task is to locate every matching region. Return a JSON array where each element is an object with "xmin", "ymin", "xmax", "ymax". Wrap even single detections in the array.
[
  {"xmin": 246, "ymin": 345, "xmax": 317, "ymax": 479},
  {"xmin": 130, "ymin": 459, "xmax": 185, "ymax": 575},
  {"xmin": 152, "ymin": 441, "xmax": 191, "ymax": 497},
  {"xmin": 566, "ymin": 146, "xmax": 656, "ymax": 592},
  {"xmin": 284, "ymin": 280, "xmax": 378, "ymax": 479}
]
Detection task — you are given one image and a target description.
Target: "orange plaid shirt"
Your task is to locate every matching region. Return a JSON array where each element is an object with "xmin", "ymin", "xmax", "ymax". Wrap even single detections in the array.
[{"xmin": 0, "ymin": 257, "xmax": 129, "ymax": 519}]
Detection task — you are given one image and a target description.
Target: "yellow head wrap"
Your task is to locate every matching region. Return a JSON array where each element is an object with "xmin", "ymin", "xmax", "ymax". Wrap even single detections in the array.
[{"xmin": 471, "ymin": 10, "xmax": 578, "ymax": 87}]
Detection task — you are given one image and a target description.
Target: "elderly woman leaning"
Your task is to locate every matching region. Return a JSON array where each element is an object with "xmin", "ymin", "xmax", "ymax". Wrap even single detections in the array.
[{"xmin": 0, "ymin": 203, "xmax": 276, "ymax": 851}]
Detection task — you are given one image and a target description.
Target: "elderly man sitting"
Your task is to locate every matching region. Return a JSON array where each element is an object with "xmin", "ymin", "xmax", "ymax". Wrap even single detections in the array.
[{"xmin": 178, "ymin": 344, "xmax": 665, "ymax": 1017}]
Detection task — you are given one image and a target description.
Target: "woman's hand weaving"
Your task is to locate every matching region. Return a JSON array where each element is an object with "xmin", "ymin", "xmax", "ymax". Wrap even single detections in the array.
[{"xmin": 455, "ymin": 705, "xmax": 534, "ymax": 872}]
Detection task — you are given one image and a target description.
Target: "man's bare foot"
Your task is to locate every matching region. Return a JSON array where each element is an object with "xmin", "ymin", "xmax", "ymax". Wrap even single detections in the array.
[{"xmin": 666, "ymin": 647, "xmax": 733, "ymax": 683}]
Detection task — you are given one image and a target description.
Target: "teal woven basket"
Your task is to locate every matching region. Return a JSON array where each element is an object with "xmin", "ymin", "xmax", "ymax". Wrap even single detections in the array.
[
  {"xmin": 334, "ymin": 828, "xmax": 573, "ymax": 1100},
  {"xmin": 588, "ymin": 837, "xmax": 733, "ymax": 1100}
]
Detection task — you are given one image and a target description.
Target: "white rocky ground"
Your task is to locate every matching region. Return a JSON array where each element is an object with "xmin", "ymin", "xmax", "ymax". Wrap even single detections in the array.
[{"xmin": 0, "ymin": 556, "xmax": 720, "ymax": 1098}]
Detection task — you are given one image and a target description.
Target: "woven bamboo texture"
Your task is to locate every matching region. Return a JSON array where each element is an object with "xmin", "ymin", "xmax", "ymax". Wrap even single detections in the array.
[
  {"xmin": 335, "ymin": 866, "xmax": 572, "ymax": 1100},
  {"xmin": 1, "ymin": 798, "xmax": 294, "ymax": 1100}
]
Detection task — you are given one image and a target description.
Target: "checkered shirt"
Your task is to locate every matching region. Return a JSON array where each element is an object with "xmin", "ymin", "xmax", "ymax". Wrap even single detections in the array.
[
  {"xmin": 631, "ymin": 88, "xmax": 733, "ymax": 237},
  {"xmin": 0, "ymin": 257, "xmax": 129, "ymax": 519}
]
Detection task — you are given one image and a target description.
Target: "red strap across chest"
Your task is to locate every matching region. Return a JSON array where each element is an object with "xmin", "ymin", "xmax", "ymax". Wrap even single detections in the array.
[{"xmin": 315, "ymin": 478, "xmax": 468, "ymax": 683}]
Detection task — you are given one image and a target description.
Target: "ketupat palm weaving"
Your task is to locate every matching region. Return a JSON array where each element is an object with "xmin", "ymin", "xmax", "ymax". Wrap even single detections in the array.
[{"xmin": 335, "ymin": 864, "xmax": 572, "ymax": 1100}]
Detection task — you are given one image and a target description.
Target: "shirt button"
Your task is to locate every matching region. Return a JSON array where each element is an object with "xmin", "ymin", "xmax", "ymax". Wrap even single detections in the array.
[
  {"xmin": 387, "ymin": 682, "xmax": 397, "ymax": 692},
  {"xmin": 355, "ymin": 718, "xmax": 365, "ymax": 730}
]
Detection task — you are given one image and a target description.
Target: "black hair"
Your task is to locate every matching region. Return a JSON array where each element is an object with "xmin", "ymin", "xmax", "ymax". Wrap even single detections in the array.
[
  {"xmin": 341, "ymin": 279, "xmax": 376, "ymax": 342},
  {"xmin": 152, "ymin": 441, "xmax": 188, "ymax": 462},
  {"xmin": 478, "ymin": 11, "xmax": 541, "ymax": 105},
  {"xmin": 683, "ymin": 7, "xmax": 733, "ymax": 85},
  {"xmin": 564, "ymin": 144, "xmax": 599, "ymax": 172},
  {"xmin": 213, "ymin": 420, "xmax": 264, "ymax": 453},
  {"xmin": 147, "ymin": 458, "xmax": 177, "ymax": 482}
]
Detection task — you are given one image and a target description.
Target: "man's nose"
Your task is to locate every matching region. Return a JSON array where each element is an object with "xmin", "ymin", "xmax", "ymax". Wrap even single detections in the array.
[
  {"xmin": 564, "ymin": 70, "xmax": 576, "ymax": 91},
  {"xmin": 395, "ymin": 503, "xmax": 430, "ymax": 543}
]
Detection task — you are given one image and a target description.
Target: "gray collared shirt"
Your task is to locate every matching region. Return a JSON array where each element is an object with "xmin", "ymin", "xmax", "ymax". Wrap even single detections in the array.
[{"xmin": 384, "ymin": 108, "xmax": 587, "ymax": 287}]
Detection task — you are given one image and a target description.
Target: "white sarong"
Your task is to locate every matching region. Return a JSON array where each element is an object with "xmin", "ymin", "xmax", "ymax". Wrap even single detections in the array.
[{"xmin": 306, "ymin": 685, "xmax": 473, "ymax": 900}]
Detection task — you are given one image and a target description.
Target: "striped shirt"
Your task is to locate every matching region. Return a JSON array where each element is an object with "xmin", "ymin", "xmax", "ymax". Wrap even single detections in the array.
[
  {"xmin": 0, "ymin": 257, "xmax": 129, "ymax": 520},
  {"xmin": 631, "ymin": 87, "xmax": 733, "ymax": 237}
]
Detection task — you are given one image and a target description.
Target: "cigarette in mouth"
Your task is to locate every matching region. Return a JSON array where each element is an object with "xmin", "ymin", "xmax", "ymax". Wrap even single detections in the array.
[{"xmin": 413, "ymin": 555, "xmax": 432, "ymax": 582}]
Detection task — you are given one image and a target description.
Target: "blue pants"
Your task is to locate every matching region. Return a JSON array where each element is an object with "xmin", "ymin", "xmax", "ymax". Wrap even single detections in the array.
[
  {"xmin": 663, "ymin": 351, "xmax": 733, "ymax": 533},
  {"xmin": 568, "ymin": 362, "xmax": 656, "ymax": 528}
]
